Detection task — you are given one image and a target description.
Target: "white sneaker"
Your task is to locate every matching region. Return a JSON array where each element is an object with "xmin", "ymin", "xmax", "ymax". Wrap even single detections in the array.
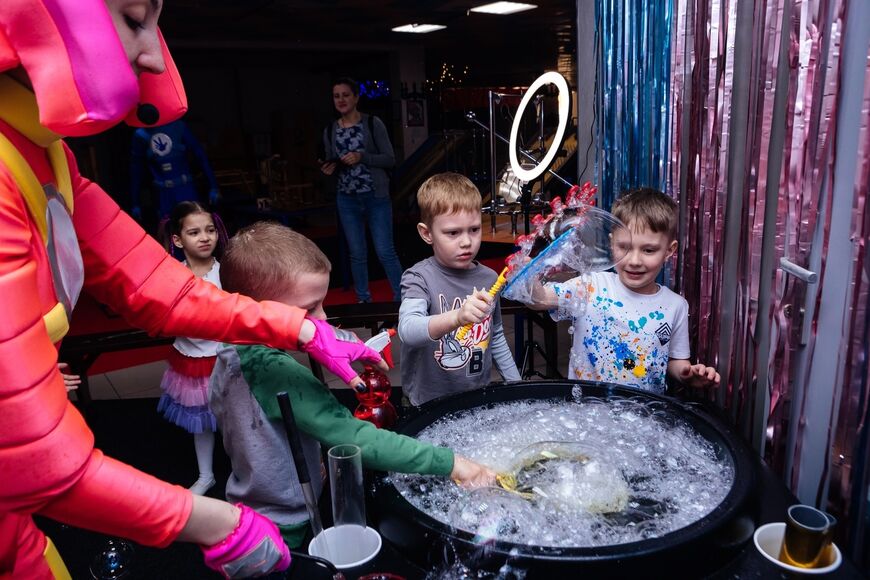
[{"xmin": 189, "ymin": 475, "xmax": 216, "ymax": 496}]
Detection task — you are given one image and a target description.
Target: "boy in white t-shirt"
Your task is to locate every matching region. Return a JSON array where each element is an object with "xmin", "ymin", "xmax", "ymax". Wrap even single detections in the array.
[{"xmin": 535, "ymin": 188, "xmax": 719, "ymax": 394}]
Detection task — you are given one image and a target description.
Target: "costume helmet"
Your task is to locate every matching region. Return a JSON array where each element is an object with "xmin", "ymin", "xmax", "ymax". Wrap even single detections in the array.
[{"xmin": 0, "ymin": 0, "xmax": 187, "ymax": 136}]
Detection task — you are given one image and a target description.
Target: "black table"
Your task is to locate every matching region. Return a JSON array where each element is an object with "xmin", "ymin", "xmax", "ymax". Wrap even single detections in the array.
[{"xmin": 39, "ymin": 391, "xmax": 866, "ymax": 580}]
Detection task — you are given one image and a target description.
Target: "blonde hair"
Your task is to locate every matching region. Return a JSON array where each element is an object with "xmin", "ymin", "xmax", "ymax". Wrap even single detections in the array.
[
  {"xmin": 612, "ymin": 188, "xmax": 678, "ymax": 241},
  {"xmin": 417, "ymin": 172, "xmax": 481, "ymax": 226},
  {"xmin": 220, "ymin": 221, "xmax": 331, "ymax": 301}
]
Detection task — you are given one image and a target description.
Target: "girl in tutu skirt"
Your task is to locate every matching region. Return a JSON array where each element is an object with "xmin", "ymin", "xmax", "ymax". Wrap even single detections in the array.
[{"xmin": 158, "ymin": 201, "xmax": 228, "ymax": 495}]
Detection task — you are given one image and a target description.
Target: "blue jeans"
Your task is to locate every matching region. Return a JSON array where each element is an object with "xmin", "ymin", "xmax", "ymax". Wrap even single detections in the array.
[{"xmin": 336, "ymin": 191, "xmax": 403, "ymax": 302}]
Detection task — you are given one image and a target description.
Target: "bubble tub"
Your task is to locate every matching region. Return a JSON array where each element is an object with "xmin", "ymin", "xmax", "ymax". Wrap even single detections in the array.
[{"xmin": 372, "ymin": 381, "xmax": 756, "ymax": 578}]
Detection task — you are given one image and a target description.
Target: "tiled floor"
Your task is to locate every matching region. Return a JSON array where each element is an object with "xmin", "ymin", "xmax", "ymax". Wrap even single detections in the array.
[{"xmin": 80, "ymin": 313, "xmax": 575, "ymax": 400}]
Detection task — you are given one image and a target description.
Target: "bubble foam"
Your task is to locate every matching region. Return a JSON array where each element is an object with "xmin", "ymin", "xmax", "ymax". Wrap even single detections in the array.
[{"xmin": 392, "ymin": 396, "xmax": 734, "ymax": 547}]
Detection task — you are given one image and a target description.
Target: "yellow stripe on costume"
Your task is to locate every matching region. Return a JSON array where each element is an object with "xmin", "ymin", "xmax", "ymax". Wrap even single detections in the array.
[
  {"xmin": 0, "ymin": 132, "xmax": 73, "ymax": 243},
  {"xmin": 43, "ymin": 536, "xmax": 72, "ymax": 580},
  {"xmin": 0, "ymin": 131, "xmax": 50, "ymax": 242},
  {"xmin": 0, "ymin": 75, "xmax": 74, "ymax": 242},
  {"xmin": 43, "ymin": 302, "xmax": 70, "ymax": 344}
]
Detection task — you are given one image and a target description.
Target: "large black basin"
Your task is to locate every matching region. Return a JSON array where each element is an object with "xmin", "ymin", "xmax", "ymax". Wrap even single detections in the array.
[{"xmin": 372, "ymin": 381, "xmax": 758, "ymax": 578}]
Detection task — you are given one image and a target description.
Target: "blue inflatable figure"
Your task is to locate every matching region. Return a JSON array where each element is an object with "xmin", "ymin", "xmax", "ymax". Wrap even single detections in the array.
[{"xmin": 130, "ymin": 118, "xmax": 220, "ymax": 220}]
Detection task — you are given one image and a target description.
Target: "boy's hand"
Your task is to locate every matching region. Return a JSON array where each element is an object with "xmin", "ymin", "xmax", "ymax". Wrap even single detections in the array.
[
  {"xmin": 678, "ymin": 363, "xmax": 721, "ymax": 388},
  {"xmin": 451, "ymin": 455, "xmax": 496, "ymax": 488},
  {"xmin": 456, "ymin": 290, "xmax": 493, "ymax": 327},
  {"xmin": 319, "ymin": 160, "xmax": 337, "ymax": 175},
  {"xmin": 530, "ymin": 280, "xmax": 558, "ymax": 309}
]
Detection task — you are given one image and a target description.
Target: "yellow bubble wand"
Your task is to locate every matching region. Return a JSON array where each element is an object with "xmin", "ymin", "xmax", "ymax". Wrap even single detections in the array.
[{"xmin": 455, "ymin": 267, "xmax": 510, "ymax": 341}]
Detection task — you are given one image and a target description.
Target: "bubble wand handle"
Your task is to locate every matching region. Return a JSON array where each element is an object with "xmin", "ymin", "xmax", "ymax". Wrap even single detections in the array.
[
  {"xmin": 276, "ymin": 392, "xmax": 328, "ymax": 550},
  {"xmin": 455, "ymin": 267, "xmax": 509, "ymax": 341}
]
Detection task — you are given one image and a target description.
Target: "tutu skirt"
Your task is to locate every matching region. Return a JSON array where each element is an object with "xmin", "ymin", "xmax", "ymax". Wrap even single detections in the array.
[{"xmin": 157, "ymin": 347, "xmax": 217, "ymax": 433}]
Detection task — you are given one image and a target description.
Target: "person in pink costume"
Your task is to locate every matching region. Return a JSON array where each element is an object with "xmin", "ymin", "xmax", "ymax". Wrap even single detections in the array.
[{"xmin": 0, "ymin": 1, "xmax": 385, "ymax": 577}]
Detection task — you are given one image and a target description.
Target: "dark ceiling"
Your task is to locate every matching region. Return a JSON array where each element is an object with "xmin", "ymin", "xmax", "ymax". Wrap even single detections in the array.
[{"xmin": 159, "ymin": 0, "xmax": 576, "ymax": 86}]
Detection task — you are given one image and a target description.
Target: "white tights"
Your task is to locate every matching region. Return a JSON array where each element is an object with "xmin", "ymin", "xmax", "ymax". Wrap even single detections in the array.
[{"xmin": 189, "ymin": 430, "xmax": 215, "ymax": 495}]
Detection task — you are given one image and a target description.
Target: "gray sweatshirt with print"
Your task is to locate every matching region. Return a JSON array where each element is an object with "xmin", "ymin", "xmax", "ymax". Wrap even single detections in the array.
[{"xmin": 399, "ymin": 257, "xmax": 521, "ymax": 406}]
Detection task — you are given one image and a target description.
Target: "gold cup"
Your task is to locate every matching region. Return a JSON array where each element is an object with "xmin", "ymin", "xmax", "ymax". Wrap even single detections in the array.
[{"xmin": 778, "ymin": 504, "xmax": 836, "ymax": 568}]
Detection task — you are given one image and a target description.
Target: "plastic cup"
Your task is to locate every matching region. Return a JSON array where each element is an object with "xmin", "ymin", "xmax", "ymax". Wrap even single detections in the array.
[
  {"xmin": 308, "ymin": 525, "xmax": 382, "ymax": 569},
  {"xmin": 328, "ymin": 444, "xmax": 365, "ymax": 527}
]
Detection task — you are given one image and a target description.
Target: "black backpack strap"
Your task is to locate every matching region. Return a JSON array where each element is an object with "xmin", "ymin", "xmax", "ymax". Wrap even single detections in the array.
[
  {"xmin": 325, "ymin": 122, "xmax": 335, "ymax": 157},
  {"xmin": 367, "ymin": 114, "xmax": 380, "ymax": 155}
]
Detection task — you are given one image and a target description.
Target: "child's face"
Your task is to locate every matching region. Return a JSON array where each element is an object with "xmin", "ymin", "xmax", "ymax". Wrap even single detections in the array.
[
  {"xmin": 278, "ymin": 271, "xmax": 330, "ymax": 320},
  {"xmin": 418, "ymin": 210, "xmax": 482, "ymax": 270},
  {"xmin": 172, "ymin": 212, "xmax": 217, "ymax": 262},
  {"xmin": 611, "ymin": 222, "xmax": 677, "ymax": 295}
]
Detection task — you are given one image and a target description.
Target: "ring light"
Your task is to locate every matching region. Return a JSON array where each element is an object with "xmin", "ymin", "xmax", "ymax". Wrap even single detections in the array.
[{"xmin": 508, "ymin": 71, "xmax": 571, "ymax": 182}]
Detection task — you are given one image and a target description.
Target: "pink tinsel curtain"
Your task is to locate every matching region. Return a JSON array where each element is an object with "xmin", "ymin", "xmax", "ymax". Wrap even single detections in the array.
[{"xmin": 667, "ymin": 0, "xmax": 870, "ymax": 556}]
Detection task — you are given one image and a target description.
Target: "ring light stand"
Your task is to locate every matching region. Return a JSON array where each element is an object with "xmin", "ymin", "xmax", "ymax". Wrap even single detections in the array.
[{"xmin": 468, "ymin": 71, "xmax": 574, "ymax": 378}]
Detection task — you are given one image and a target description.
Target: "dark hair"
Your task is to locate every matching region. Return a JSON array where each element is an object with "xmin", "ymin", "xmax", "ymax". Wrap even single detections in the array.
[
  {"xmin": 161, "ymin": 200, "xmax": 228, "ymax": 258},
  {"xmin": 332, "ymin": 77, "xmax": 359, "ymax": 96}
]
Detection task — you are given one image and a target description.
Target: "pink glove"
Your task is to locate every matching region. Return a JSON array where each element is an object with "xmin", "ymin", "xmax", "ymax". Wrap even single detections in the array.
[
  {"xmin": 201, "ymin": 504, "xmax": 291, "ymax": 579},
  {"xmin": 301, "ymin": 318, "xmax": 384, "ymax": 384}
]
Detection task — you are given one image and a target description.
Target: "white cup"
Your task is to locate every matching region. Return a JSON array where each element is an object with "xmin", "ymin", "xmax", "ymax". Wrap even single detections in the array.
[
  {"xmin": 308, "ymin": 525, "xmax": 382, "ymax": 569},
  {"xmin": 753, "ymin": 522, "xmax": 842, "ymax": 575}
]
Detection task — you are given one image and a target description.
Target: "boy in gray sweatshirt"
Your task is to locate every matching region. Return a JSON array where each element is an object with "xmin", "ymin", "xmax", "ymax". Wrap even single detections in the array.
[{"xmin": 399, "ymin": 173, "xmax": 521, "ymax": 406}]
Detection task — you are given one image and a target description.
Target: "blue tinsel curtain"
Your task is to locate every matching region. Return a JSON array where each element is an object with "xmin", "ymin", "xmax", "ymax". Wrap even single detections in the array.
[{"xmin": 595, "ymin": 0, "xmax": 673, "ymax": 210}]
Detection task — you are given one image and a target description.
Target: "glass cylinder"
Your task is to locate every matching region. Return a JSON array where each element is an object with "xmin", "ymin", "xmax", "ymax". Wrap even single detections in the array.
[{"xmin": 328, "ymin": 444, "xmax": 365, "ymax": 527}]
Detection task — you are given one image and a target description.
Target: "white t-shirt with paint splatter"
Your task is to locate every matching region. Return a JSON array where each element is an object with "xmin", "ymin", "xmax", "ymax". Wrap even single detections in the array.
[{"xmin": 549, "ymin": 271, "xmax": 690, "ymax": 394}]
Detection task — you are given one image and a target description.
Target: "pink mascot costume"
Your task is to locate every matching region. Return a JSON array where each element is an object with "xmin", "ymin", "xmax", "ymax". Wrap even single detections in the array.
[{"xmin": 0, "ymin": 1, "xmax": 381, "ymax": 577}]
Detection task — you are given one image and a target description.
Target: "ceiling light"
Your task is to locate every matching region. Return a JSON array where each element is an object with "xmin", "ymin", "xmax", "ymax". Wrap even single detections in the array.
[
  {"xmin": 392, "ymin": 23, "xmax": 447, "ymax": 33},
  {"xmin": 469, "ymin": 2, "xmax": 538, "ymax": 15}
]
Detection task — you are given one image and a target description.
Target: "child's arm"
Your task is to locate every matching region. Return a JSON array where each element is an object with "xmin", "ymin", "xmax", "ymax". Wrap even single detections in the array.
[
  {"xmin": 490, "ymin": 305, "xmax": 522, "ymax": 381},
  {"xmin": 254, "ymin": 352, "xmax": 495, "ymax": 486},
  {"xmin": 667, "ymin": 359, "xmax": 721, "ymax": 389},
  {"xmin": 528, "ymin": 281, "xmax": 558, "ymax": 310},
  {"xmin": 511, "ymin": 255, "xmax": 558, "ymax": 311},
  {"xmin": 399, "ymin": 268, "xmax": 493, "ymax": 343},
  {"xmin": 398, "ymin": 270, "xmax": 434, "ymax": 346},
  {"xmin": 427, "ymin": 289, "xmax": 492, "ymax": 340},
  {"xmin": 452, "ymin": 455, "xmax": 497, "ymax": 488},
  {"xmin": 666, "ymin": 300, "xmax": 718, "ymax": 389}
]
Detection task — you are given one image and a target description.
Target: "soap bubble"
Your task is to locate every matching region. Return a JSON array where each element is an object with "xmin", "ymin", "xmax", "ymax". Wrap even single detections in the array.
[{"xmin": 502, "ymin": 185, "xmax": 629, "ymax": 310}]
